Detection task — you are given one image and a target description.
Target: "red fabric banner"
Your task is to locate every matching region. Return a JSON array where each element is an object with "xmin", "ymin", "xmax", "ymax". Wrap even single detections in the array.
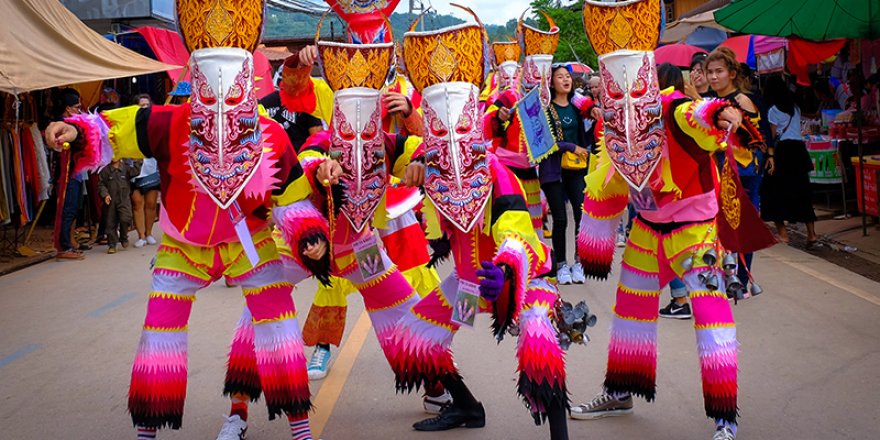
[
  {"xmin": 136, "ymin": 26, "xmax": 190, "ymax": 81},
  {"xmin": 716, "ymin": 147, "xmax": 777, "ymax": 254},
  {"xmin": 788, "ymin": 38, "xmax": 847, "ymax": 86}
]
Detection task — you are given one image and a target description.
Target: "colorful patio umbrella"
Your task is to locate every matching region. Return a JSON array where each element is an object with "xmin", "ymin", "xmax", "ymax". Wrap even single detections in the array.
[
  {"xmin": 714, "ymin": 0, "xmax": 880, "ymax": 41},
  {"xmin": 655, "ymin": 43, "xmax": 708, "ymax": 67},
  {"xmin": 719, "ymin": 34, "xmax": 756, "ymax": 68}
]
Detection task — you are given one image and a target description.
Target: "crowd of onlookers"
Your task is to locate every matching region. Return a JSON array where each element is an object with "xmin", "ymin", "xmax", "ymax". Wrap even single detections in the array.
[{"xmin": 52, "ymin": 88, "xmax": 160, "ymax": 260}]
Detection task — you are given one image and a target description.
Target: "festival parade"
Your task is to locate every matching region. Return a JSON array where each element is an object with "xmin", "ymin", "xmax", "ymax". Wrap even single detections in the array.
[{"xmin": 2, "ymin": 0, "xmax": 880, "ymax": 439}]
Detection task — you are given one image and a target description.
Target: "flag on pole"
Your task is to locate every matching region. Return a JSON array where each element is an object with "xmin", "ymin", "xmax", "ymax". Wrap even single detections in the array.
[{"xmin": 515, "ymin": 87, "xmax": 557, "ymax": 164}]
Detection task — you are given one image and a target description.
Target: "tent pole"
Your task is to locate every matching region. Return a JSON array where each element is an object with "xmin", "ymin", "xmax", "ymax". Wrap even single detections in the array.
[
  {"xmin": 165, "ymin": 64, "xmax": 190, "ymax": 105},
  {"xmin": 856, "ymin": 63, "xmax": 868, "ymax": 236}
]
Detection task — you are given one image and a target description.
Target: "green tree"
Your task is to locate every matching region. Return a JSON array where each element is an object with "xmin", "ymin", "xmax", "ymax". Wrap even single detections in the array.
[{"xmin": 530, "ymin": 0, "xmax": 597, "ymax": 68}]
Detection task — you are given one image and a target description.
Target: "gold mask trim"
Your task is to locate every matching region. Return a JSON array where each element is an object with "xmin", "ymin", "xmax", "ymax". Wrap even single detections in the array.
[
  {"xmin": 176, "ymin": 0, "xmax": 265, "ymax": 52},
  {"xmin": 582, "ymin": 0, "xmax": 661, "ymax": 56}
]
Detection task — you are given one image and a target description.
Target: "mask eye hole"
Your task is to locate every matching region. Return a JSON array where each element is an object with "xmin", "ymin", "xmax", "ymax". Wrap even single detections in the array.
[
  {"xmin": 430, "ymin": 118, "xmax": 448, "ymax": 137},
  {"xmin": 606, "ymin": 81, "xmax": 624, "ymax": 100},
  {"xmin": 225, "ymin": 84, "xmax": 244, "ymax": 106},
  {"xmin": 361, "ymin": 120, "xmax": 378, "ymax": 140},
  {"xmin": 630, "ymin": 79, "xmax": 647, "ymax": 99},
  {"xmin": 198, "ymin": 84, "xmax": 216, "ymax": 106},
  {"xmin": 338, "ymin": 121, "xmax": 355, "ymax": 141},
  {"xmin": 455, "ymin": 113, "xmax": 472, "ymax": 134}
]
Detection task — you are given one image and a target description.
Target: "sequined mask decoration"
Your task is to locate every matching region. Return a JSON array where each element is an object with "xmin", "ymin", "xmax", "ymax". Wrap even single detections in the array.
[
  {"xmin": 583, "ymin": 0, "xmax": 665, "ymax": 190},
  {"xmin": 188, "ymin": 48, "xmax": 262, "ymax": 209},
  {"xmin": 318, "ymin": 41, "xmax": 395, "ymax": 231}
]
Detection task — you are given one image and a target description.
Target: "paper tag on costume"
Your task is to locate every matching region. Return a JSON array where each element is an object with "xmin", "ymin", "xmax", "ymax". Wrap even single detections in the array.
[
  {"xmin": 451, "ymin": 280, "xmax": 480, "ymax": 328},
  {"xmin": 629, "ymin": 185, "xmax": 658, "ymax": 212},
  {"xmin": 229, "ymin": 202, "xmax": 260, "ymax": 268},
  {"xmin": 353, "ymin": 234, "xmax": 386, "ymax": 281}
]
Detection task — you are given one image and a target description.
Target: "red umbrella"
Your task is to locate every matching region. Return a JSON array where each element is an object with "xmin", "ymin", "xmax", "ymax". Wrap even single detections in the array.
[
  {"xmin": 655, "ymin": 43, "xmax": 708, "ymax": 68},
  {"xmin": 567, "ymin": 62, "xmax": 594, "ymax": 74},
  {"xmin": 719, "ymin": 35, "xmax": 754, "ymax": 64}
]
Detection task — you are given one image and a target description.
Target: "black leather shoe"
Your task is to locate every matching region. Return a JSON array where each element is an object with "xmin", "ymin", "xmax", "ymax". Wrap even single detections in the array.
[{"xmin": 413, "ymin": 403, "xmax": 486, "ymax": 431}]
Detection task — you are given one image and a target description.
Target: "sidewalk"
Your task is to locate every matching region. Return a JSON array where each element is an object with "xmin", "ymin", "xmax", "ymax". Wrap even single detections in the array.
[{"xmin": 784, "ymin": 204, "xmax": 880, "ymax": 282}]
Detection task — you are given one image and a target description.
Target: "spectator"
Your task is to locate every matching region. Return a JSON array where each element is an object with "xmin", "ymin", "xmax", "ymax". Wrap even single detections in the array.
[
  {"xmin": 542, "ymin": 64, "xmax": 590, "ymax": 285},
  {"xmin": 99, "ymin": 158, "xmax": 140, "ymax": 253},
  {"xmin": 53, "ymin": 88, "xmax": 86, "ymax": 260},
  {"xmin": 130, "ymin": 94, "xmax": 161, "ymax": 248},
  {"xmin": 761, "ymin": 76, "xmax": 819, "ymax": 246},
  {"xmin": 706, "ymin": 47, "xmax": 763, "ymax": 291},
  {"xmin": 684, "ymin": 52, "xmax": 713, "ymax": 100}
]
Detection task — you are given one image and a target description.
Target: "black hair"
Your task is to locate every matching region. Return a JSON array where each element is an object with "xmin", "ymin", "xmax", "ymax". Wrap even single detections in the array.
[
  {"xmin": 549, "ymin": 64, "xmax": 575, "ymax": 102},
  {"xmin": 763, "ymin": 75, "xmax": 798, "ymax": 116},
  {"xmin": 690, "ymin": 52, "xmax": 707, "ymax": 70},
  {"xmin": 54, "ymin": 88, "xmax": 81, "ymax": 118},
  {"xmin": 657, "ymin": 63, "xmax": 685, "ymax": 92}
]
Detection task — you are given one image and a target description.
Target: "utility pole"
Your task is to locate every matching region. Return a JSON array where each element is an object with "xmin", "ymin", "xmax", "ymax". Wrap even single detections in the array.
[{"xmin": 409, "ymin": 0, "xmax": 425, "ymax": 31}]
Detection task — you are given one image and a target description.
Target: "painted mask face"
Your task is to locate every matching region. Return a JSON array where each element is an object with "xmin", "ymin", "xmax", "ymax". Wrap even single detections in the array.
[
  {"xmin": 522, "ymin": 54, "xmax": 553, "ymax": 106},
  {"xmin": 421, "ymin": 83, "xmax": 492, "ymax": 233},
  {"xmin": 496, "ymin": 61, "xmax": 520, "ymax": 90},
  {"xmin": 330, "ymin": 88, "xmax": 385, "ymax": 232},
  {"xmin": 598, "ymin": 50, "xmax": 665, "ymax": 190},
  {"xmin": 188, "ymin": 48, "xmax": 261, "ymax": 209}
]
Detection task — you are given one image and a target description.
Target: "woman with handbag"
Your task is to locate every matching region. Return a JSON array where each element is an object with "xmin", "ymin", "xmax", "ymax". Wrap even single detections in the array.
[
  {"xmin": 542, "ymin": 64, "xmax": 590, "ymax": 285},
  {"xmin": 130, "ymin": 95, "xmax": 161, "ymax": 248},
  {"xmin": 760, "ymin": 76, "xmax": 818, "ymax": 245}
]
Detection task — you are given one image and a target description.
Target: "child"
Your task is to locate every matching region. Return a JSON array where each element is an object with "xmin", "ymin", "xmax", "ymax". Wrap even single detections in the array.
[{"xmin": 98, "ymin": 159, "xmax": 140, "ymax": 253}]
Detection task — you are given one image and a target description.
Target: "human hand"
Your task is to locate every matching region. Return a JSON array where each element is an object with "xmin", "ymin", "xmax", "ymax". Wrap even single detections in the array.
[
  {"xmin": 765, "ymin": 157, "xmax": 775, "ymax": 175},
  {"xmin": 476, "ymin": 261, "xmax": 507, "ymax": 302},
  {"xmin": 497, "ymin": 107, "xmax": 512, "ymax": 122},
  {"xmin": 684, "ymin": 82, "xmax": 701, "ymax": 101},
  {"xmin": 574, "ymin": 146, "xmax": 589, "ymax": 159},
  {"xmin": 404, "ymin": 161, "xmax": 425, "ymax": 187},
  {"xmin": 316, "ymin": 160, "xmax": 343, "ymax": 186},
  {"xmin": 303, "ymin": 238, "xmax": 328, "ymax": 260},
  {"xmin": 717, "ymin": 107, "xmax": 743, "ymax": 133},
  {"xmin": 104, "ymin": 195, "xmax": 111, "ymax": 205},
  {"xmin": 590, "ymin": 106, "xmax": 603, "ymax": 121},
  {"xmin": 298, "ymin": 45, "xmax": 318, "ymax": 67},
  {"xmin": 383, "ymin": 92, "xmax": 412, "ymax": 116},
  {"xmin": 44, "ymin": 122, "xmax": 77, "ymax": 151}
]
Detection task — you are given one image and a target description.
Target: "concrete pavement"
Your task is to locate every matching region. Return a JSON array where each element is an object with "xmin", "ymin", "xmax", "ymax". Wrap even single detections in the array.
[{"xmin": 1, "ymin": 231, "xmax": 879, "ymax": 439}]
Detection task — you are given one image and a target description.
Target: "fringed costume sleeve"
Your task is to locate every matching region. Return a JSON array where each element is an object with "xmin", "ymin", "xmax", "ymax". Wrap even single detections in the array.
[
  {"xmin": 577, "ymin": 137, "xmax": 629, "ymax": 280},
  {"xmin": 674, "ymin": 98, "xmax": 731, "ymax": 153},
  {"xmin": 64, "ymin": 113, "xmax": 114, "ymax": 174},
  {"xmin": 488, "ymin": 159, "xmax": 549, "ymax": 339}
]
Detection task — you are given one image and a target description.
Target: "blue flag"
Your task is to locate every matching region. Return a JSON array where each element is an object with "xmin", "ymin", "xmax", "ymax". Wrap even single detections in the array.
[{"xmin": 515, "ymin": 87, "xmax": 557, "ymax": 164}]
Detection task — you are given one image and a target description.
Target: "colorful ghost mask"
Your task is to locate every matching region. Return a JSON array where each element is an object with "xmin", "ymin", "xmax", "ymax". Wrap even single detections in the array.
[
  {"xmin": 492, "ymin": 41, "xmax": 522, "ymax": 91},
  {"xmin": 404, "ymin": 15, "xmax": 491, "ymax": 233},
  {"xmin": 583, "ymin": 0, "xmax": 665, "ymax": 190},
  {"xmin": 317, "ymin": 39, "xmax": 395, "ymax": 231},
  {"xmin": 519, "ymin": 11, "xmax": 559, "ymax": 107},
  {"xmin": 176, "ymin": 0, "xmax": 267, "ymax": 209}
]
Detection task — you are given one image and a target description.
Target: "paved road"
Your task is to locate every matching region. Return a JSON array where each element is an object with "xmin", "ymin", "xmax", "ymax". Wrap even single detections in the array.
[{"xmin": 1, "ymin": 230, "xmax": 879, "ymax": 439}]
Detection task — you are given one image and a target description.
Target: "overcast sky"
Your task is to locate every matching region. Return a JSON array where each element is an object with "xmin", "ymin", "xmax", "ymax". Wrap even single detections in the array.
[{"xmin": 393, "ymin": 0, "xmax": 537, "ymax": 26}]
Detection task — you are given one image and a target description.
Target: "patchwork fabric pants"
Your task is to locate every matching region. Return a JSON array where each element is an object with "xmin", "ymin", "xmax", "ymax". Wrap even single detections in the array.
[
  {"xmin": 224, "ymin": 226, "xmax": 420, "ymax": 401},
  {"xmin": 604, "ymin": 217, "xmax": 738, "ymax": 423},
  {"xmin": 129, "ymin": 228, "xmax": 310, "ymax": 429},
  {"xmin": 387, "ymin": 273, "xmax": 568, "ymax": 423}
]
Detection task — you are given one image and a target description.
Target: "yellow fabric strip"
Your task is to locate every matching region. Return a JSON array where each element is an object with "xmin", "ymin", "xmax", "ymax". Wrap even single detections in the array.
[{"xmin": 102, "ymin": 105, "xmax": 145, "ymax": 160}]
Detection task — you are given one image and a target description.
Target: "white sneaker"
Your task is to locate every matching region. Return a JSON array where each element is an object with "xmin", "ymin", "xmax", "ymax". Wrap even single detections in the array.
[
  {"xmin": 616, "ymin": 232, "xmax": 627, "ymax": 248},
  {"xmin": 216, "ymin": 414, "xmax": 248, "ymax": 440},
  {"xmin": 145, "ymin": 235, "xmax": 158, "ymax": 245},
  {"xmin": 422, "ymin": 390, "xmax": 453, "ymax": 414},
  {"xmin": 570, "ymin": 262, "xmax": 586, "ymax": 284},
  {"xmin": 134, "ymin": 239, "xmax": 147, "ymax": 248},
  {"xmin": 307, "ymin": 345, "xmax": 332, "ymax": 380},
  {"xmin": 713, "ymin": 426, "xmax": 736, "ymax": 440},
  {"xmin": 557, "ymin": 264, "xmax": 573, "ymax": 285}
]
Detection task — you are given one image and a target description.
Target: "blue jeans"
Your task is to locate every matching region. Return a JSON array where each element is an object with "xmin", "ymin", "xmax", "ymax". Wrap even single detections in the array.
[
  {"xmin": 738, "ymin": 175, "xmax": 762, "ymax": 284},
  {"xmin": 669, "ymin": 277, "xmax": 688, "ymax": 299},
  {"xmin": 59, "ymin": 179, "xmax": 83, "ymax": 251}
]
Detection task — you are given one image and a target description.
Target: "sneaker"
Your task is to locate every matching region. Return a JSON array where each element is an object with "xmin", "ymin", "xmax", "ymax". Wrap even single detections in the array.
[
  {"xmin": 134, "ymin": 239, "xmax": 147, "ymax": 248},
  {"xmin": 713, "ymin": 426, "xmax": 736, "ymax": 440},
  {"xmin": 307, "ymin": 346, "xmax": 332, "ymax": 380},
  {"xmin": 107, "ymin": 246, "xmax": 117, "ymax": 254},
  {"xmin": 145, "ymin": 235, "xmax": 158, "ymax": 245},
  {"xmin": 616, "ymin": 232, "xmax": 627, "ymax": 248},
  {"xmin": 423, "ymin": 390, "xmax": 453, "ymax": 414},
  {"xmin": 570, "ymin": 262, "xmax": 586, "ymax": 284},
  {"xmin": 56, "ymin": 249, "xmax": 85, "ymax": 260},
  {"xmin": 557, "ymin": 264, "xmax": 573, "ymax": 285},
  {"xmin": 413, "ymin": 403, "xmax": 485, "ymax": 431},
  {"xmin": 570, "ymin": 392, "xmax": 633, "ymax": 420},
  {"xmin": 121, "ymin": 240, "xmax": 130, "ymax": 249},
  {"xmin": 659, "ymin": 300, "xmax": 692, "ymax": 319},
  {"xmin": 216, "ymin": 414, "xmax": 248, "ymax": 440}
]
